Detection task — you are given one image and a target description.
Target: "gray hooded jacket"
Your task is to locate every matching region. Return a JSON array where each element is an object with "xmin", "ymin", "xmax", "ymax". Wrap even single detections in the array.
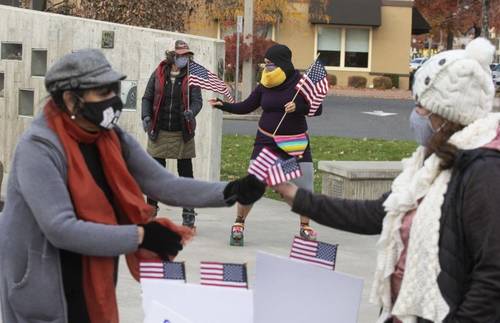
[{"xmin": 0, "ymin": 111, "xmax": 227, "ymax": 323}]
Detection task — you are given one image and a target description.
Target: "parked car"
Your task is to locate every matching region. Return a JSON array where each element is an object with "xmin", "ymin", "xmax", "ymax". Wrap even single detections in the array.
[
  {"xmin": 492, "ymin": 64, "xmax": 500, "ymax": 91},
  {"xmin": 410, "ymin": 57, "xmax": 428, "ymax": 72}
]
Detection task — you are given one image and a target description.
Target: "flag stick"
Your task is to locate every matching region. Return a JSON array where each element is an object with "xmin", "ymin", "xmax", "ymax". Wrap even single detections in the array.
[{"xmin": 272, "ymin": 53, "xmax": 321, "ymax": 137}]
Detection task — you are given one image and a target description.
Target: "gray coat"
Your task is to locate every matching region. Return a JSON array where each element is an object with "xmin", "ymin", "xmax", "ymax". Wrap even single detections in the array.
[{"xmin": 0, "ymin": 111, "xmax": 227, "ymax": 323}]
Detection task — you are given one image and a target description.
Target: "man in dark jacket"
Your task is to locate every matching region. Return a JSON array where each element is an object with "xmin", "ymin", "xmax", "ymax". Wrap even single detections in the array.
[{"xmin": 142, "ymin": 40, "xmax": 202, "ymax": 228}]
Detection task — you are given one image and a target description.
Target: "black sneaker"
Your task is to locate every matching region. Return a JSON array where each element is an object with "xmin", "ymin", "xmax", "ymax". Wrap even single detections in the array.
[{"xmin": 182, "ymin": 208, "xmax": 197, "ymax": 228}]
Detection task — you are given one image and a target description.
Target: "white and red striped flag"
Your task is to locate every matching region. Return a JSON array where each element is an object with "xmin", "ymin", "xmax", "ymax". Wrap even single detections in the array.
[
  {"xmin": 290, "ymin": 236, "xmax": 338, "ymax": 270},
  {"xmin": 139, "ymin": 261, "xmax": 186, "ymax": 281},
  {"xmin": 247, "ymin": 147, "xmax": 280, "ymax": 182},
  {"xmin": 189, "ymin": 61, "xmax": 235, "ymax": 103},
  {"xmin": 200, "ymin": 262, "xmax": 248, "ymax": 288},
  {"xmin": 266, "ymin": 157, "xmax": 303, "ymax": 186},
  {"xmin": 295, "ymin": 60, "xmax": 329, "ymax": 116}
]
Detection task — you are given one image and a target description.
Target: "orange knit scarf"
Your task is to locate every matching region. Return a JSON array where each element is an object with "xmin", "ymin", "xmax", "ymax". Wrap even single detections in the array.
[{"xmin": 45, "ymin": 100, "xmax": 193, "ymax": 323}]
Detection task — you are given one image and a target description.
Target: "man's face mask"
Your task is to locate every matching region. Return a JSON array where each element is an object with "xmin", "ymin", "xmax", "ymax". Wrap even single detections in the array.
[
  {"xmin": 260, "ymin": 63, "xmax": 286, "ymax": 88},
  {"xmin": 77, "ymin": 95, "xmax": 123, "ymax": 130},
  {"xmin": 175, "ymin": 56, "xmax": 189, "ymax": 69}
]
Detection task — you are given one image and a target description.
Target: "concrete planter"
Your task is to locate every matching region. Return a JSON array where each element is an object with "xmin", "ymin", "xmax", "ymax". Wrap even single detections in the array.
[{"xmin": 319, "ymin": 160, "xmax": 402, "ymax": 200}]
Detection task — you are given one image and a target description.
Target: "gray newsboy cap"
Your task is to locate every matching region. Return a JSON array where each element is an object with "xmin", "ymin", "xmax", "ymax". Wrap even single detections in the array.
[{"xmin": 45, "ymin": 48, "xmax": 126, "ymax": 92}]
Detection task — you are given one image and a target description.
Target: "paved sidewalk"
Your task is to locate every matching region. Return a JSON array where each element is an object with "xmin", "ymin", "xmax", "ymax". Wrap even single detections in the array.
[
  {"xmin": 0, "ymin": 172, "xmax": 380, "ymax": 323},
  {"xmin": 117, "ymin": 198, "xmax": 380, "ymax": 323}
]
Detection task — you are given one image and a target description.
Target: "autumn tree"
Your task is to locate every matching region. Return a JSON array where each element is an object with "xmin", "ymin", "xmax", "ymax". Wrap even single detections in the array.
[
  {"xmin": 223, "ymin": 33, "xmax": 276, "ymax": 82},
  {"xmin": 415, "ymin": 0, "xmax": 500, "ymax": 49},
  {"xmin": 22, "ymin": 0, "xmax": 201, "ymax": 32}
]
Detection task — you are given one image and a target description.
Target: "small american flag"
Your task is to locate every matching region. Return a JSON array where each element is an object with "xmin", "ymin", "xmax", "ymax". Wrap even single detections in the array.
[
  {"xmin": 266, "ymin": 157, "xmax": 302, "ymax": 186},
  {"xmin": 290, "ymin": 236, "xmax": 338, "ymax": 270},
  {"xmin": 248, "ymin": 147, "xmax": 280, "ymax": 182},
  {"xmin": 189, "ymin": 61, "xmax": 235, "ymax": 103},
  {"xmin": 295, "ymin": 60, "xmax": 329, "ymax": 116},
  {"xmin": 200, "ymin": 262, "xmax": 248, "ymax": 288},
  {"xmin": 139, "ymin": 261, "xmax": 186, "ymax": 281}
]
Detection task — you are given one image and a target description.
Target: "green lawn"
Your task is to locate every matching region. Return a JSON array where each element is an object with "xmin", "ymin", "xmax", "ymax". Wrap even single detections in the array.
[{"xmin": 221, "ymin": 134, "xmax": 417, "ymax": 199}]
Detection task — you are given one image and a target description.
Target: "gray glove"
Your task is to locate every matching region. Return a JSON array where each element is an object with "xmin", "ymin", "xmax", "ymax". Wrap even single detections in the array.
[{"xmin": 142, "ymin": 116, "xmax": 151, "ymax": 133}]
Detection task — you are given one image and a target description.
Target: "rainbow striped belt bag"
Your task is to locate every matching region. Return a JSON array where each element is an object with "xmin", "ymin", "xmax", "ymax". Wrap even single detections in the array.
[{"xmin": 259, "ymin": 128, "xmax": 309, "ymax": 158}]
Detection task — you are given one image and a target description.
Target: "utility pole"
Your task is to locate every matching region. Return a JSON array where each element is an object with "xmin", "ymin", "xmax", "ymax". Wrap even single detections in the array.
[
  {"xmin": 235, "ymin": 15, "xmax": 243, "ymax": 102},
  {"xmin": 241, "ymin": 0, "xmax": 254, "ymax": 99},
  {"xmin": 482, "ymin": 0, "xmax": 490, "ymax": 39}
]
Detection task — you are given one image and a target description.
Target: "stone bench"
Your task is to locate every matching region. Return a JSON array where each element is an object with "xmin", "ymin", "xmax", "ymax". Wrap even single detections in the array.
[{"xmin": 318, "ymin": 161, "xmax": 403, "ymax": 200}]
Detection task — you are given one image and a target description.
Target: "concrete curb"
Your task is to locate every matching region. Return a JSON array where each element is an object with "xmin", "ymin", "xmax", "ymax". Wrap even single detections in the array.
[{"xmin": 223, "ymin": 114, "xmax": 260, "ymax": 121}]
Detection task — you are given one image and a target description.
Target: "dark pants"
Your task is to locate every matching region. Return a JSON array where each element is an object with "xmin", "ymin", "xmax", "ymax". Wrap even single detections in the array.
[{"xmin": 147, "ymin": 158, "xmax": 194, "ymax": 206}]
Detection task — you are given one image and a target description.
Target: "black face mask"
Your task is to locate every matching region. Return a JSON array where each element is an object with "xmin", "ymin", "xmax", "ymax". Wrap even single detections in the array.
[{"xmin": 77, "ymin": 95, "xmax": 123, "ymax": 130}]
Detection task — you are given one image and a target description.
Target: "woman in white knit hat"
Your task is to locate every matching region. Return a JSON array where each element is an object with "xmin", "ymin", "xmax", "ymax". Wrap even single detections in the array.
[{"xmin": 274, "ymin": 37, "xmax": 500, "ymax": 323}]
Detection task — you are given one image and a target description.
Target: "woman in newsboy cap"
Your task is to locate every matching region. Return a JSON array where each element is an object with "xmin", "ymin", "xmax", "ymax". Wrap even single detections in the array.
[{"xmin": 0, "ymin": 48, "xmax": 265, "ymax": 323}]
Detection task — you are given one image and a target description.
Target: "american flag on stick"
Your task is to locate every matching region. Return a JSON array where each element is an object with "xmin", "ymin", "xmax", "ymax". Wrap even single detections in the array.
[
  {"xmin": 247, "ymin": 147, "xmax": 280, "ymax": 182},
  {"xmin": 189, "ymin": 61, "xmax": 235, "ymax": 103},
  {"xmin": 295, "ymin": 59, "xmax": 329, "ymax": 116},
  {"xmin": 200, "ymin": 262, "xmax": 248, "ymax": 288},
  {"xmin": 290, "ymin": 236, "xmax": 338, "ymax": 270},
  {"xmin": 139, "ymin": 261, "xmax": 186, "ymax": 281},
  {"xmin": 266, "ymin": 157, "xmax": 303, "ymax": 186}
]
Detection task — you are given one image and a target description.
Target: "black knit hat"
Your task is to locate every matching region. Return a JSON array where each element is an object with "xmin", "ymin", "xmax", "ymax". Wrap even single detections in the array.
[{"xmin": 265, "ymin": 44, "xmax": 295, "ymax": 77}]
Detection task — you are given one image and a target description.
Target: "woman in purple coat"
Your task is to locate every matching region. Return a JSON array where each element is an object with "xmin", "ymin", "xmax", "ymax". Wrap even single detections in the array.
[{"xmin": 209, "ymin": 44, "xmax": 322, "ymax": 246}]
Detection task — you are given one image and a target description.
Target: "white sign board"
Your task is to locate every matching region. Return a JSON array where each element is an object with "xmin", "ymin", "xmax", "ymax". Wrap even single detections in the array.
[
  {"xmin": 144, "ymin": 301, "xmax": 193, "ymax": 323},
  {"xmin": 253, "ymin": 252, "xmax": 364, "ymax": 323},
  {"xmin": 141, "ymin": 279, "xmax": 253, "ymax": 323}
]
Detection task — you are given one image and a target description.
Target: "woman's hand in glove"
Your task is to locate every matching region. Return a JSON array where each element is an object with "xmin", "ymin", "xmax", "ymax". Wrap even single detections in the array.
[
  {"xmin": 224, "ymin": 174, "xmax": 266, "ymax": 206},
  {"xmin": 138, "ymin": 221, "xmax": 183, "ymax": 259},
  {"xmin": 142, "ymin": 116, "xmax": 151, "ymax": 133}
]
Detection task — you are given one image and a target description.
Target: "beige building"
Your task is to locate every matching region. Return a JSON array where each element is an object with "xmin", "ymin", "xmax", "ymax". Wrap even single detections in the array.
[
  {"xmin": 189, "ymin": 0, "xmax": 419, "ymax": 90},
  {"xmin": 4, "ymin": 0, "xmax": 421, "ymax": 89}
]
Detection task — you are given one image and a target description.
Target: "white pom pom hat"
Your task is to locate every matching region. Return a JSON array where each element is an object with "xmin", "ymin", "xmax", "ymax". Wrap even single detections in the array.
[{"xmin": 413, "ymin": 37, "xmax": 496, "ymax": 125}]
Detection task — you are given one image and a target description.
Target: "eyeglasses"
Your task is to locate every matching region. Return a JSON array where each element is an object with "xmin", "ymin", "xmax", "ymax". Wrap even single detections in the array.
[{"xmin": 264, "ymin": 63, "xmax": 277, "ymax": 71}]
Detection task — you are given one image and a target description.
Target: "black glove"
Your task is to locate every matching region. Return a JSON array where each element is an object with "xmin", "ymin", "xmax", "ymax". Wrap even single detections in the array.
[
  {"xmin": 142, "ymin": 116, "xmax": 151, "ymax": 133},
  {"xmin": 223, "ymin": 174, "xmax": 266, "ymax": 206},
  {"xmin": 183, "ymin": 110, "xmax": 197, "ymax": 132},
  {"xmin": 214, "ymin": 98, "xmax": 232, "ymax": 112},
  {"xmin": 183, "ymin": 110, "xmax": 195, "ymax": 122},
  {"xmin": 139, "ymin": 222, "xmax": 183, "ymax": 258}
]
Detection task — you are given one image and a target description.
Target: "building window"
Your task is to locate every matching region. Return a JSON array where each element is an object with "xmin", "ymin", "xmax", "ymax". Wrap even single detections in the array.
[
  {"xmin": 31, "ymin": 49, "xmax": 48, "ymax": 76},
  {"xmin": 0, "ymin": 0, "xmax": 20, "ymax": 6},
  {"xmin": 0, "ymin": 73, "xmax": 4, "ymax": 97},
  {"xmin": 19, "ymin": 89, "xmax": 35, "ymax": 117},
  {"xmin": 317, "ymin": 26, "xmax": 341, "ymax": 67},
  {"xmin": 316, "ymin": 26, "xmax": 371, "ymax": 70},
  {"xmin": 1, "ymin": 42, "xmax": 23, "ymax": 60},
  {"xmin": 345, "ymin": 29, "xmax": 369, "ymax": 68},
  {"xmin": 32, "ymin": 0, "xmax": 46, "ymax": 11}
]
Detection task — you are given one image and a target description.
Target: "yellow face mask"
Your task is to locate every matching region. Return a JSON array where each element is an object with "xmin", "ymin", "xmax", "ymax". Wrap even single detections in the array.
[{"xmin": 260, "ymin": 67, "xmax": 286, "ymax": 88}]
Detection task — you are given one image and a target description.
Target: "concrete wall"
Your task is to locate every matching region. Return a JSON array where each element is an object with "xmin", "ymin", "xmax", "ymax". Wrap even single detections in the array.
[{"xmin": 0, "ymin": 5, "xmax": 226, "ymax": 181}]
